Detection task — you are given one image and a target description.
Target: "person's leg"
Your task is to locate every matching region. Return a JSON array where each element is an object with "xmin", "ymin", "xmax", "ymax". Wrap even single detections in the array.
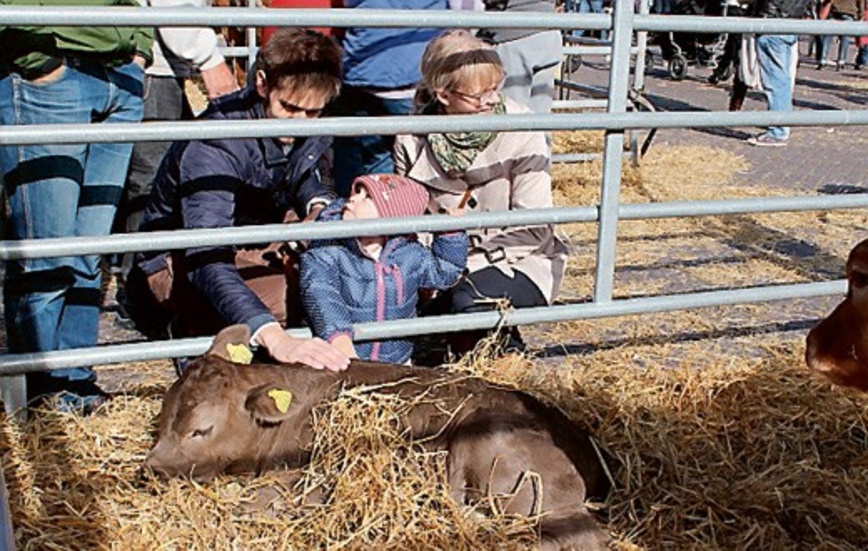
[
  {"xmin": 154, "ymin": 246, "xmax": 293, "ymax": 338},
  {"xmin": 0, "ymin": 66, "xmax": 93, "ymax": 362},
  {"xmin": 754, "ymin": 33, "xmax": 796, "ymax": 141},
  {"xmin": 836, "ymin": 26, "xmax": 853, "ymax": 68},
  {"xmin": 572, "ymin": 0, "xmax": 591, "ymax": 38},
  {"xmin": 118, "ymin": 76, "xmax": 187, "ymax": 278},
  {"xmin": 440, "ymin": 267, "xmax": 547, "ymax": 355},
  {"xmin": 57, "ymin": 61, "xmax": 144, "ymax": 362},
  {"xmin": 816, "ymin": 34, "xmax": 831, "ymax": 67},
  {"xmin": 856, "ymin": 44, "xmax": 868, "ymax": 69}
]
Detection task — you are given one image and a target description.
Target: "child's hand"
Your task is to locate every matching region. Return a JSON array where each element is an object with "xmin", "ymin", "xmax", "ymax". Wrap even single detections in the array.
[
  {"xmin": 330, "ymin": 333, "xmax": 358, "ymax": 359},
  {"xmin": 441, "ymin": 205, "xmax": 466, "ymax": 217}
]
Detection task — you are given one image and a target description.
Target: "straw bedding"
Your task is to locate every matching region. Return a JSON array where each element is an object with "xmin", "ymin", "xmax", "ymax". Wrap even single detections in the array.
[{"xmin": 3, "ymin": 132, "xmax": 868, "ymax": 549}]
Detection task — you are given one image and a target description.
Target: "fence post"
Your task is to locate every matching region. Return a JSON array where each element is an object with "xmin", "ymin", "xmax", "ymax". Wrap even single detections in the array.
[{"xmin": 593, "ymin": 0, "xmax": 634, "ymax": 303}]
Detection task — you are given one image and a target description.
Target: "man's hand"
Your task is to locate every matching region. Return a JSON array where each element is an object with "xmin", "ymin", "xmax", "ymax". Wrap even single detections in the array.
[
  {"xmin": 201, "ymin": 62, "xmax": 240, "ymax": 99},
  {"xmin": 256, "ymin": 324, "xmax": 350, "ymax": 371}
]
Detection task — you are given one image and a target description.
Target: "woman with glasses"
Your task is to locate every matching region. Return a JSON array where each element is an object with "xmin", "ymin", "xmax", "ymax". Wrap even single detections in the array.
[{"xmin": 394, "ymin": 29, "xmax": 569, "ymax": 356}]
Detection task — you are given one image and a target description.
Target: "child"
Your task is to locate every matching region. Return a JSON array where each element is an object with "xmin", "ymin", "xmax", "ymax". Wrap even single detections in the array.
[{"xmin": 300, "ymin": 174, "xmax": 468, "ymax": 364}]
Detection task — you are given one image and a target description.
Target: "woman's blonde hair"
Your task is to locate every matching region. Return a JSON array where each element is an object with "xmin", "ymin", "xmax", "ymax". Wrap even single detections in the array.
[{"xmin": 415, "ymin": 29, "xmax": 505, "ymax": 110}]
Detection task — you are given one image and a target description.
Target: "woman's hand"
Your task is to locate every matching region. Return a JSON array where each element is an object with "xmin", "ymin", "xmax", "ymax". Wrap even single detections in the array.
[{"xmin": 256, "ymin": 324, "xmax": 350, "ymax": 371}]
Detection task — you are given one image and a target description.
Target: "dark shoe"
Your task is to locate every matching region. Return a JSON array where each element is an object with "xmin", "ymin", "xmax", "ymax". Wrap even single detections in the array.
[
  {"xmin": 502, "ymin": 327, "xmax": 527, "ymax": 354},
  {"xmin": 707, "ymin": 73, "xmax": 720, "ymax": 85},
  {"xmin": 27, "ymin": 373, "xmax": 110, "ymax": 415},
  {"xmin": 746, "ymin": 132, "xmax": 788, "ymax": 147},
  {"xmin": 166, "ymin": 316, "xmax": 193, "ymax": 377}
]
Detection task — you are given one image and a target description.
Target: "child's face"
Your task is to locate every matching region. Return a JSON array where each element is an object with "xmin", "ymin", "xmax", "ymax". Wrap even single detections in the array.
[{"xmin": 343, "ymin": 186, "xmax": 380, "ymax": 220}]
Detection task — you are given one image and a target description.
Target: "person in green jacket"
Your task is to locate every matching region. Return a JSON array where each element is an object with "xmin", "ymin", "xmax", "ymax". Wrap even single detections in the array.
[{"xmin": 0, "ymin": 0, "xmax": 152, "ymax": 413}]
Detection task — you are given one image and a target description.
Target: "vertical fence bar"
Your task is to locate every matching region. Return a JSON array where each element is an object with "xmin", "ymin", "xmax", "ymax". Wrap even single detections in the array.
[
  {"xmin": 0, "ymin": 376, "xmax": 25, "ymax": 419},
  {"xmin": 246, "ymin": 0, "xmax": 258, "ymax": 73},
  {"xmin": 593, "ymin": 0, "xmax": 635, "ymax": 303},
  {"xmin": 0, "ymin": 466, "xmax": 12, "ymax": 551},
  {"xmin": 633, "ymin": 0, "xmax": 650, "ymax": 91}
]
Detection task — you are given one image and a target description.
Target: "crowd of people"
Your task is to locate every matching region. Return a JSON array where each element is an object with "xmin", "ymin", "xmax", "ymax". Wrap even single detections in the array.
[{"xmin": 0, "ymin": 0, "xmax": 565, "ymax": 413}]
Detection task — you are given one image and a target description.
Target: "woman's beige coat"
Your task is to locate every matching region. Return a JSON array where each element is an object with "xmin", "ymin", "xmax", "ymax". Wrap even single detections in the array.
[{"xmin": 394, "ymin": 98, "xmax": 568, "ymax": 303}]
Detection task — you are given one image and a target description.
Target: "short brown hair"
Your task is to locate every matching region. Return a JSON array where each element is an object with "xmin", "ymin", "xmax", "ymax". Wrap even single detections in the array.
[{"xmin": 257, "ymin": 29, "xmax": 342, "ymax": 101}]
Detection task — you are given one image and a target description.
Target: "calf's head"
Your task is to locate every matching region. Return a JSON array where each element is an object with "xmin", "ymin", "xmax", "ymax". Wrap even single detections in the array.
[
  {"xmin": 145, "ymin": 325, "xmax": 323, "ymax": 481},
  {"xmin": 806, "ymin": 239, "xmax": 868, "ymax": 391}
]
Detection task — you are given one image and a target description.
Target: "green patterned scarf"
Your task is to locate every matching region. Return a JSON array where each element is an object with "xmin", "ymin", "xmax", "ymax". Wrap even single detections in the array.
[{"xmin": 424, "ymin": 97, "xmax": 507, "ymax": 177}]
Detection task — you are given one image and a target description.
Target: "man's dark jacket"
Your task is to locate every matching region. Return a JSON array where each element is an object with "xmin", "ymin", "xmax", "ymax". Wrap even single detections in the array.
[
  {"xmin": 753, "ymin": 0, "xmax": 809, "ymax": 18},
  {"xmin": 136, "ymin": 86, "xmax": 334, "ymax": 335}
]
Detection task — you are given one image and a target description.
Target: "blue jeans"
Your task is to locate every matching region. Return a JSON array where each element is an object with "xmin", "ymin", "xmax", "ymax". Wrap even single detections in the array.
[
  {"xmin": 815, "ymin": 14, "xmax": 855, "ymax": 65},
  {"xmin": 857, "ymin": 45, "xmax": 868, "ymax": 66},
  {"xmin": 0, "ymin": 59, "xmax": 144, "ymax": 382},
  {"xmin": 565, "ymin": 0, "xmax": 604, "ymax": 38},
  {"xmin": 331, "ymin": 87, "xmax": 414, "ymax": 197},
  {"xmin": 755, "ymin": 34, "xmax": 797, "ymax": 140}
]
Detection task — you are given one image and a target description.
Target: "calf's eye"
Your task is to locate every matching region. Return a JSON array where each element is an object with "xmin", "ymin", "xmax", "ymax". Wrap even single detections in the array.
[{"xmin": 190, "ymin": 426, "xmax": 213, "ymax": 439}]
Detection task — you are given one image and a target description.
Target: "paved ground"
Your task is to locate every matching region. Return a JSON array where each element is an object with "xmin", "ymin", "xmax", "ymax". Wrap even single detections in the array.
[{"xmin": 567, "ymin": 38, "xmax": 868, "ymax": 193}]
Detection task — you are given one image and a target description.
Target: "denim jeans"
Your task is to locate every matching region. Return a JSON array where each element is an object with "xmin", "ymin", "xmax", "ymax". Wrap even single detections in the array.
[
  {"xmin": 565, "ymin": 0, "xmax": 604, "ymax": 38},
  {"xmin": 331, "ymin": 87, "xmax": 414, "ymax": 197},
  {"xmin": 755, "ymin": 33, "xmax": 797, "ymax": 140},
  {"xmin": 857, "ymin": 45, "xmax": 868, "ymax": 66},
  {"xmin": 0, "ymin": 59, "xmax": 144, "ymax": 382},
  {"xmin": 815, "ymin": 14, "xmax": 854, "ymax": 65}
]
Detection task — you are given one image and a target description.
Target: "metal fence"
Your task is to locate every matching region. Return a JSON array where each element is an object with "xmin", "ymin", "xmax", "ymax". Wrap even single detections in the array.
[
  {"xmin": 1, "ymin": 3, "xmax": 868, "ymax": 393},
  {"xmin": 0, "ymin": 6, "xmax": 866, "ymax": 546}
]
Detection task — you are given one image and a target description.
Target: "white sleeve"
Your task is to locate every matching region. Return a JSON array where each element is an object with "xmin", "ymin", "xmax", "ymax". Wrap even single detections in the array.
[{"xmin": 148, "ymin": 0, "xmax": 227, "ymax": 71}]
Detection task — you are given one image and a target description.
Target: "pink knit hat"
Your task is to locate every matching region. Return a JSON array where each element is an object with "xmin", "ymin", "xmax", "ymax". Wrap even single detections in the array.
[{"xmin": 353, "ymin": 174, "xmax": 430, "ymax": 219}]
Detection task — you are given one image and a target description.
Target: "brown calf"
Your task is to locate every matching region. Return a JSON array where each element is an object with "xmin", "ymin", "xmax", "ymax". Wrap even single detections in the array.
[
  {"xmin": 806, "ymin": 239, "xmax": 868, "ymax": 391},
  {"xmin": 146, "ymin": 325, "xmax": 611, "ymax": 549}
]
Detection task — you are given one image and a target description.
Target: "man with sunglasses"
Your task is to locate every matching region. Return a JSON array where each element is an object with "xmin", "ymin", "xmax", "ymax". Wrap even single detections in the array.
[{"xmin": 125, "ymin": 29, "xmax": 350, "ymax": 373}]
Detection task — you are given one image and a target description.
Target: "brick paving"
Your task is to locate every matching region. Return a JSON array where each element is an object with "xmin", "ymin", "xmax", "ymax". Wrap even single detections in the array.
[{"xmin": 572, "ymin": 40, "xmax": 868, "ymax": 192}]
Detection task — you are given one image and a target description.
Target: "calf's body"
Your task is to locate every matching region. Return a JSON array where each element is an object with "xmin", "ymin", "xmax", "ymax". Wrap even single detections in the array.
[
  {"xmin": 806, "ymin": 239, "xmax": 868, "ymax": 391},
  {"xmin": 146, "ymin": 325, "xmax": 610, "ymax": 549}
]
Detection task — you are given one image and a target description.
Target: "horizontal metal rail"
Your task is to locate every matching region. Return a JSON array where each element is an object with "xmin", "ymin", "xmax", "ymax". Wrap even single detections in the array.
[
  {"xmin": 0, "ymin": 6, "xmax": 612, "ymax": 29},
  {"xmin": 0, "ymin": 279, "xmax": 845, "ymax": 374},
  {"xmin": 0, "ymin": 8, "xmax": 865, "ymax": 35},
  {"xmin": 2, "ymin": 194, "xmax": 867, "ymax": 261},
  {"xmin": 3, "ymin": 109, "xmax": 868, "ymax": 146}
]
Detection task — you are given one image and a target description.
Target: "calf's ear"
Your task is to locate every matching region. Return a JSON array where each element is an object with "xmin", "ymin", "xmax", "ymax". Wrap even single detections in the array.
[
  {"xmin": 207, "ymin": 324, "xmax": 253, "ymax": 363},
  {"xmin": 246, "ymin": 383, "xmax": 296, "ymax": 424}
]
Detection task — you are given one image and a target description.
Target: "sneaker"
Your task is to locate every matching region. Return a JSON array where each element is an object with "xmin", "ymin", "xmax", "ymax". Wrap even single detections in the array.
[{"xmin": 747, "ymin": 133, "xmax": 788, "ymax": 147}]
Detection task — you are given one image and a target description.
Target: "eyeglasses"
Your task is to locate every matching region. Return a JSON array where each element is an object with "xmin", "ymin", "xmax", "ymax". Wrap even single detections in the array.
[{"xmin": 449, "ymin": 81, "xmax": 503, "ymax": 106}]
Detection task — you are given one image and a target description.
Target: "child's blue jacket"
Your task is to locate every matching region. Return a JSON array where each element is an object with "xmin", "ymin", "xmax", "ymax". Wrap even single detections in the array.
[{"xmin": 300, "ymin": 199, "xmax": 468, "ymax": 364}]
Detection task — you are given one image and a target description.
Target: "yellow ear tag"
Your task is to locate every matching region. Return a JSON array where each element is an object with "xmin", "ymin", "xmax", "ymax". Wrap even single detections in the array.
[
  {"xmin": 267, "ymin": 389, "xmax": 293, "ymax": 413},
  {"xmin": 226, "ymin": 343, "xmax": 253, "ymax": 364}
]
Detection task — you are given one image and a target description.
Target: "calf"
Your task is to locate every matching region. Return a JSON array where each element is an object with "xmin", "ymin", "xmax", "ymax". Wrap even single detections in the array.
[
  {"xmin": 806, "ymin": 239, "xmax": 868, "ymax": 391},
  {"xmin": 146, "ymin": 325, "xmax": 611, "ymax": 549}
]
